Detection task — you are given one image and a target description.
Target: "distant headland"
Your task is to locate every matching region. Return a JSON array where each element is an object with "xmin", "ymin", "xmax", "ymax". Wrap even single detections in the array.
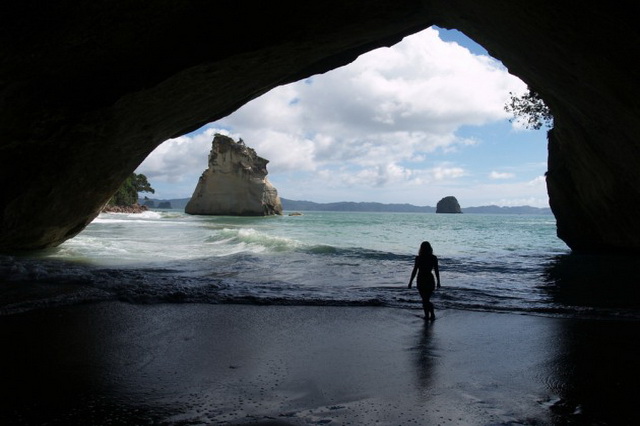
[{"xmin": 140, "ymin": 197, "xmax": 552, "ymax": 215}]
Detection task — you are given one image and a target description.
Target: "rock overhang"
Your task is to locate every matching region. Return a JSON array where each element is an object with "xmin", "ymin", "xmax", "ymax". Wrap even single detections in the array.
[{"xmin": 1, "ymin": 1, "xmax": 639, "ymax": 252}]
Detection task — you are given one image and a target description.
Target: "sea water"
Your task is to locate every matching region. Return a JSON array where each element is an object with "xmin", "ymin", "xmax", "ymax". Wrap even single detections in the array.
[{"xmin": 1, "ymin": 210, "xmax": 639, "ymax": 319}]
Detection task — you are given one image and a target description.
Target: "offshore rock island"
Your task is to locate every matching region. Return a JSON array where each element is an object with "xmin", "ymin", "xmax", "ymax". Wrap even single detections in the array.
[
  {"xmin": 185, "ymin": 134, "xmax": 282, "ymax": 216},
  {"xmin": 436, "ymin": 196, "xmax": 462, "ymax": 213}
]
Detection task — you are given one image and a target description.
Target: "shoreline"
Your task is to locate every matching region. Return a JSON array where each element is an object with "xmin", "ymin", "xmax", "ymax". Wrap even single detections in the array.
[
  {"xmin": 1, "ymin": 302, "xmax": 639, "ymax": 424},
  {"xmin": 101, "ymin": 203, "xmax": 148, "ymax": 214}
]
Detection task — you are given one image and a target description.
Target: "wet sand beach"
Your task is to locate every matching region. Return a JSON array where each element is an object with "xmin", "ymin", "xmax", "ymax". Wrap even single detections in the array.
[{"xmin": 1, "ymin": 302, "xmax": 639, "ymax": 425}]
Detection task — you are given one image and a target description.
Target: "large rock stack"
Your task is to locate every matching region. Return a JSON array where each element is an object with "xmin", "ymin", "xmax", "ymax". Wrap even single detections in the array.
[{"xmin": 185, "ymin": 134, "xmax": 283, "ymax": 216}]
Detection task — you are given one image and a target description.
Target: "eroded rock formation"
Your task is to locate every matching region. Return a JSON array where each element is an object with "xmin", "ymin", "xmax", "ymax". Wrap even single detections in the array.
[
  {"xmin": 1, "ymin": 1, "xmax": 640, "ymax": 252},
  {"xmin": 436, "ymin": 196, "xmax": 462, "ymax": 214},
  {"xmin": 185, "ymin": 135, "xmax": 282, "ymax": 216}
]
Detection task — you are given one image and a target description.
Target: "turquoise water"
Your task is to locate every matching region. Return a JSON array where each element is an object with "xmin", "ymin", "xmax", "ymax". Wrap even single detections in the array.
[
  {"xmin": 2, "ymin": 209, "xmax": 639, "ymax": 318},
  {"xmin": 52, "ymin": 210, "xmax": 564, "ymax": 263}
]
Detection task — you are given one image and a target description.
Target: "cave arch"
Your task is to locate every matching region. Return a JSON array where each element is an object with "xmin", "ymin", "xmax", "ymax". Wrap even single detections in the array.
[
  {"xmin": 1, "ymin": 1, "xmax": 639, "ymax": 252},
  {"xmin": 147, "ymin": 26, "xmax": 547, "ymax": 208}
]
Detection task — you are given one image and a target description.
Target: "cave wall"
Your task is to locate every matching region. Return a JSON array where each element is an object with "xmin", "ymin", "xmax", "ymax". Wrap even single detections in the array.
[{"xmin": 1, "ymin": 0, "xmax": 639, "ymax": 252}]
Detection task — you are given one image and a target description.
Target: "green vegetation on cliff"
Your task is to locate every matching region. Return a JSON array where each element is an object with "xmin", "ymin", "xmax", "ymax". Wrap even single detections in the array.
[
  {"xmin": 108, "ymin": 173, "xmax": 155, "ymax": 207},
  {"xmin": 504, "ymin": 87, "xmax": 553, "ymax": 130}
]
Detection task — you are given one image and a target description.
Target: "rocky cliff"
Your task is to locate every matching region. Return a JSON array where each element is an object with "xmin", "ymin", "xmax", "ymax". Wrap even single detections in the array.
[
  {"xmin": 436, "ymin": 196, "xmax": 462, "ymax": 213},
  {"xmin": 1, "ymin": 1, "xmax": 640, "ymax": 252},
  {"xmin": 185, "ymin": 135, "xmax": 282, "ymax": 216},
  {"xmin": 102, "ymin": 204, "xmax": 148, "ymax": 214}
]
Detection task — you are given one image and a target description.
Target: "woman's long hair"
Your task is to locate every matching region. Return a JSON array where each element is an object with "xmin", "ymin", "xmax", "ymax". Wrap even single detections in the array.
[{"xmin": 418, "ymin": 241, "xmax": 433, "ymax": 257}]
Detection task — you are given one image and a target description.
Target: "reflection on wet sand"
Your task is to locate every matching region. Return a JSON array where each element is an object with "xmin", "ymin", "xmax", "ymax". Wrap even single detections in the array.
[
  {"xmin": 1, "ymin": 302, "xmax": 639, "ymax": 424},
  {"xmin": 412, "ymin": 322, "xmax": 436, "ymax": 396}
]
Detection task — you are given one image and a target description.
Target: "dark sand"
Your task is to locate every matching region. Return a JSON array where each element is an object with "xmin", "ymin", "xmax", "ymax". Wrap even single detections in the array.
[{"xmin": 1, "ymin": 303, "xmax": 639, "ymax": 425}]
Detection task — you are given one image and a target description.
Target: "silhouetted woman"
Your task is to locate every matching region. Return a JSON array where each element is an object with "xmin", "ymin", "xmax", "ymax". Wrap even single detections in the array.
[{"xmin": 408, "ymin": 241, "xmax": 441, "ymax": 320}]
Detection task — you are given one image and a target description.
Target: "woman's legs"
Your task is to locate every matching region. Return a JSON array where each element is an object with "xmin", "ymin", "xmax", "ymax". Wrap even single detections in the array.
[
  {"xmin": 427, "ymin": 301, "xmax": 435, "ymax": 320},
  {"xmin": 418, "ymin": 286, "xmax": 435, "ymax": 320}
]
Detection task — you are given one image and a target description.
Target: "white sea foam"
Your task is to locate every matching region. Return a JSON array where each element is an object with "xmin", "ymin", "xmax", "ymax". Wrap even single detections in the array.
[
  {"xmin": 93, "ymin": 210, "xmax": 163, "ymax": 223},
  {"xmin": 205, "ymin": 227, "xmax": 301, "ymax": 255}
]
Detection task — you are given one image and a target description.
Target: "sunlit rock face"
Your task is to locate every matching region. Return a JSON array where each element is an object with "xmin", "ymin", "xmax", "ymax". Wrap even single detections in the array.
[
  {"xmin": 1, "ymin": 1, "xmax": 639, "ymax": 252},
  {"xmin": 185, "ymin": 134, "xmax": 282, "ymax": 216}
]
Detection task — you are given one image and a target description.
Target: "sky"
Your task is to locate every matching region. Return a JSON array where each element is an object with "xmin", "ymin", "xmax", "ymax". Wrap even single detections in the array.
[{"xmin": 136, "ymin": 27, "xmax": 550, "ymax": 208}]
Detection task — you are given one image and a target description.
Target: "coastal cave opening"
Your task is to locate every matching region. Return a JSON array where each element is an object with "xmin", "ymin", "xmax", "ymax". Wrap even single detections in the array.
[
  {"xmin": 138, "ymin": 27, "xmax": 551, "ymax": 216},
  {"xmin": 3, "ymin": 4, "xmax": 640, "ymax": 423},
  {"xmin": 1, "ymin": 1, "xmax": 639, "ymax": 255}
]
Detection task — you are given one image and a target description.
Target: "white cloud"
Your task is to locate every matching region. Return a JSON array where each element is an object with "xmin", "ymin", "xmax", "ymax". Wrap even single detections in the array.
[
  {"xmin": 136, "ymin": 127, "xmax": 238, "ymax": 199},
  {"xmin": 138, "ymin": 127, "xmax": 217, "ymax": 182},
  {"xmin": 489, "ymin": 171, "xmax": 515, "ymax": 179},
  {"xmin": 137, "ymin": 27, "xmax": 545, "ymax": 206},
  {"xmin": 214, "ymin": 27, "xmax": 524, "ymax": 168},
  {"xmin": 445, "ymin": 176, "xmax": 549, "ymax": 208},
  {"xmin": 527, "ymin": 175, "xmax": 546, "ymax": 186}
]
